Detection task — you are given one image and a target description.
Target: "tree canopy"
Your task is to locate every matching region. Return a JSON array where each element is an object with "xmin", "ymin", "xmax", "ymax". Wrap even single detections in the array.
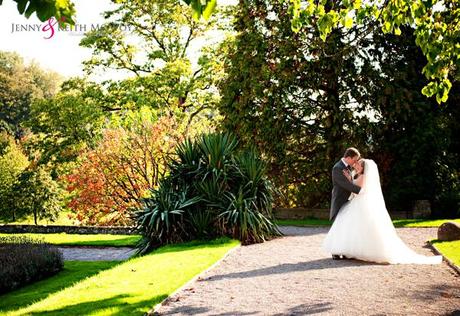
[
  {"xmin": 187, "ymin": 0, "xmax": 459, "ymax": 104},
  {"xmin": 0, "ymin": 0, "xmax": 75, "ymax": 23},
  {"xmin": 218, "ymin": 0, "xmax": 459, "ymax": 215}
]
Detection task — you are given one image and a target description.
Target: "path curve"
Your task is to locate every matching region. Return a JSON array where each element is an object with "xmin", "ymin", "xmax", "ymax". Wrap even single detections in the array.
[
  {"xmin": 155, "ymin": 227, "xmax": 460, "ymax": 315},
  {"xmin": 58, "ymin": 246, "xmax": 135, "ymax": 261}
]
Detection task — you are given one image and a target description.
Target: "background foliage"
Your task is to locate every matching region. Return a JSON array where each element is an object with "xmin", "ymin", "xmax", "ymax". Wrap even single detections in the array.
[{"xmin": 218, "ymin": 1, "xmax": 459, "ymax": 216}]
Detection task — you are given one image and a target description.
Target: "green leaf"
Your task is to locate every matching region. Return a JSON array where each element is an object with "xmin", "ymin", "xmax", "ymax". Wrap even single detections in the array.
[
  {"xmin": 344, "ymin": 15, "xmax": 353, "ymax": 28},
  {"xmin": 353, "ymin": 0, "xmax": 362, "ymax": 9},
  {"xmin": 421, "ymin": 81, "xmax": 437, "ymax": 97},
  {"xmin": 16, "ymin": 0, "xmax": 28, "ymax": 14},
  {"xmin": 191, "ymin": 0, "xmax": 202, "ymax": 20},
  {"xmin": 383, "ymin": 21, "xmax": 392, "ymax": 33},
  {"xmin": 36, "ymin": 3, "xmax": 54, "ymax": 21},
  {"xmin": 24, "ymin": 0, "xmax": 37, "ymax": 18},
  {"xmin": 202, "ymin": 0, "xmax": 216, "ymax": 20}
]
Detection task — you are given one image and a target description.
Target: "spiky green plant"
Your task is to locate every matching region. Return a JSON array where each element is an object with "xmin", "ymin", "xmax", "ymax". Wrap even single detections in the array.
[
  {"xmin": 136, "ymin": 133, "xmax": 281, "ymax": 253},
  {"xmin": 136, "ymin": 181, "xmax": 201, "ymax": 254}
]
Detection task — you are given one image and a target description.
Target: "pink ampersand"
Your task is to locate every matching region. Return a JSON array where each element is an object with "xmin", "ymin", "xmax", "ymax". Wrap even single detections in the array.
[{"xmin": 42, "ymin": 17, "xmax": 66, "ymax": 39}]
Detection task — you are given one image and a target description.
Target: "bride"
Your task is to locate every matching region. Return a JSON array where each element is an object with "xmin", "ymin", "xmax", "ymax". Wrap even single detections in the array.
[{"xmin": 322, "ymin": 158, "xmax": 442, "ymax": 264}]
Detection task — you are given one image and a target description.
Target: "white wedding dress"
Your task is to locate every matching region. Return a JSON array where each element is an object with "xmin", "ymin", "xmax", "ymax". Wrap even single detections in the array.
[{"xmin": 322, "ymin": 159, "xmax": 442, "ymax": 264}]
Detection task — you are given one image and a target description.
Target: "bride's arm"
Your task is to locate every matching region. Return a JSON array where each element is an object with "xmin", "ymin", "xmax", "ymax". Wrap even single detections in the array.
[{"xmin": 333, "ymin": 167, "xmax": 361, "ymax": 194}]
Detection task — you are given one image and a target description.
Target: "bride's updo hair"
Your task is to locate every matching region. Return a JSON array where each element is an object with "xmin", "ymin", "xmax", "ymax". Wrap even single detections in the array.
[
  {"xmin": 354, "ymin": 159, "xmax": 365, "ymax": 179},
  {"xmin": 359, "ymin": 159, "xmax": 365, "ymax": 174}
]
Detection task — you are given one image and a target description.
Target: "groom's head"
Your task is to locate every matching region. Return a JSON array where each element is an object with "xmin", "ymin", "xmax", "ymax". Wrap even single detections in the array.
[{"xmin": 343, "ymin": 147, "xmax": 360, "ymax": 166}]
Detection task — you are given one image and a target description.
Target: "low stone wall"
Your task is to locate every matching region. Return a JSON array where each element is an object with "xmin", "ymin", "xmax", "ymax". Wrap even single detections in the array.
[
  {"xmin": 274, "ymin": 208, "xmax": 414, "ymax": 220},
  {"xmin": 0, "ymin": 224, "xmax": 139, "ymax": 235},
  {"xmin": 274, "ymin": 208, "xmax": 330, "ymax": 220}
]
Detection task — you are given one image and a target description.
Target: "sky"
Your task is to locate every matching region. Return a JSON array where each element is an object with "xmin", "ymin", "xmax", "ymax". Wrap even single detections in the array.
[
  {"xmin": 0, "ymin": 0, "xmax": 115, "ymax": 78},
  {"xmin": 0, "ymin": 0, "xmax": 236, "ymax": 80}
]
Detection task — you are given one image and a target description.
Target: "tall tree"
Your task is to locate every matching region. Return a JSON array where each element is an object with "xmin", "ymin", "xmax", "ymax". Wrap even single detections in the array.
[
  {"xmin": 219, "ymin": 0, "xmax": 371, "ymax": 207},
  {"xmin": 367, "ymin": 27, "xmax": 460, "ymax": 216},
  {"xmin": 187, "ymin": 0, "xmax": 460, "ymax": 103},
  {"xmin": 0, "ymin": 51, "xmax": 61, "ymax": 139},
  {"xmin": 0, "ymin": 133, "xmax": 29, "ymax": 222},
  {"xmin": 80, "ymin": 0, "xmax": 229, "ymax": 134},
  {"xmin": 26, "ymin": 78, "xmax": 105, "ymax": 173}
]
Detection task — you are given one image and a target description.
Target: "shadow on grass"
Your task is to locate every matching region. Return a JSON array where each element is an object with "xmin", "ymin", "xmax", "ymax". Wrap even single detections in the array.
[
  {"xmin": 0, "ymin": 261, "xmax": 120, "ymax": 313},
  {"xmin": 26, "ymin": 294, "xmax": 168, "ymax": 316}
]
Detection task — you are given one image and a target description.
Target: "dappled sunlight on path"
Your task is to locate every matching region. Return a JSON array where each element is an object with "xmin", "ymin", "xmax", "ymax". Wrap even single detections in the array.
[{"xmin": 155, "ymin": 227, "xmax": 460, "ymax": 315}]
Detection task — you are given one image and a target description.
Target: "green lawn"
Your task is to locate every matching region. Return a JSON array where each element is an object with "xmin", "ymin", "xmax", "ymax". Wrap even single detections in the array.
[
  {"xmin": 276, "ymin": 218, "xmax": 460, "ymax": 228},
  {"xmin": 392, "ymin": 218, "xmax": 460, "ymax": 227},
  {"xmin": 0, "ymin": 261, "xmax": 120, "ymax": 313},
  {"xmin": 0, "ymin": 233, "xmax": 142, "ymax": 247},
  {"xmin": 431, "ymin": 240, "xmax": 460, "ymax": 268},
  {"xmin": 0, "ymin": 238, "xmax": 240, "ymax": 316}
]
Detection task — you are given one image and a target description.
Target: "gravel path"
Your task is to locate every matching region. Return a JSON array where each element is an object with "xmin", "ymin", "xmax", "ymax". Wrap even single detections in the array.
[
  {"xmin": 58, "ymin": 246, "xmax": 135, "ymax": 261},
  {"xmin": 155, "ymin": 227, "xmax": 460, "ymax": 315}
]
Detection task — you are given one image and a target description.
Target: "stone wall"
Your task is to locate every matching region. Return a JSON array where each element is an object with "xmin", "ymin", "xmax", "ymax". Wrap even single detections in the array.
[
  {"xmin": 274, "ymin": 208, "xmax": 330, "ymax": 220},
  {"xmin": 0, "ymin": 224, "xmax": 139, "ymax": 235},
  {"xmin": 273, "ymin": 208, "xmax": 417, "ymax": 220}
]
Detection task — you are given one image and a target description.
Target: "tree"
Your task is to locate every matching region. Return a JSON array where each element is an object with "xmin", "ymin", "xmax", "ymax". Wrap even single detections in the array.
[
  {"xmin": 219, "ymin": 1, "xmax": 371, "ymax": 207},
  {"xmin": 26, "ymin": 78, "xmax": 105, "ymax": 173},
  {"xmin": 0, "ymin": 51, "xmax": 61, "ymax": 139},
  {"xmin": 65, "ymin": 113, "xmax": 183, "ymax": 226},
  {"xmin": 219, "ymin": 1, "xmax": 459, "ymax": 214},
  {"xmin": 185, "ymin": 0, "xmax": 459, "ymax": 103},
  {"xmin": 286, "ymin": 0, "xmax": 459, "ymax": 104},
  {"xmin": 365, "ymin": 26, "xmax": 459, "ymax": 216},
  {"xmin": 13, "ymin": 165, "xmax": 63, "ymax": 225},
  {"xmin": 181, "ymin": 0, "xmax": 216, "ymax": 20},
  {"xmin": 79, "ymin": 0, "xmax": 229, "ymax": 135},
  {"xmin": 0, "ymin": 133, "xmax": 29, "ymax": 222}
]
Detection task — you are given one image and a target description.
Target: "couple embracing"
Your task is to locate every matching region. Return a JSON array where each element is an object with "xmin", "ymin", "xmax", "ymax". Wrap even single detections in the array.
[{"xmin": 323, "ymin": 148, "xmax": 442, "ymax": 264}]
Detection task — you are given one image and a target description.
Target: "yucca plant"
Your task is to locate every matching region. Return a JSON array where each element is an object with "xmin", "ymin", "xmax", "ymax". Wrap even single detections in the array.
[
  {"xmin": 136, "ymin": 132, "xmax": 281, "ymax": 254},
  {"xmin": 188, "ymin": 208, "xmax": 217, "ymax": 239},
  {"xmin": 233, "ymin": 150, "xmax": 278, "ymax": 216},
  {"xmin": 136, "ymin": 180, "xmax": 201, "ymax": 254},
  {"xmin": 219, "ymin": 189, "xmax": 281, "ymax": 244},
  {"xmin": 169, "ymin": 138, "xmax": 203, "ymax": 179}
]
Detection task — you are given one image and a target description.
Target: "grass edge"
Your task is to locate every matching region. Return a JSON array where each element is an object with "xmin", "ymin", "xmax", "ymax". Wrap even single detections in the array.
[
  {"xmin": 148, "ymin": 243, "xmax": 241, "ymax": 315},
  {"xmin": 428, "ymin": 241, "xmax": 460, "ymax": 275}
]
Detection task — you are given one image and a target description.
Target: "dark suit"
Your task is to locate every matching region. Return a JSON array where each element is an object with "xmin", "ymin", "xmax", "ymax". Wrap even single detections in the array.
[{"xmin": 330, "ymin": 160, "xmax": 361, "ymax": 221}]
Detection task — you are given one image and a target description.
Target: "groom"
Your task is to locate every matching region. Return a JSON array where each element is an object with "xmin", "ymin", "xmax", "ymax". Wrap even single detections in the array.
[{"xmin": 330, "ymin": 147, "xmax": 362, "ymax": 260}]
